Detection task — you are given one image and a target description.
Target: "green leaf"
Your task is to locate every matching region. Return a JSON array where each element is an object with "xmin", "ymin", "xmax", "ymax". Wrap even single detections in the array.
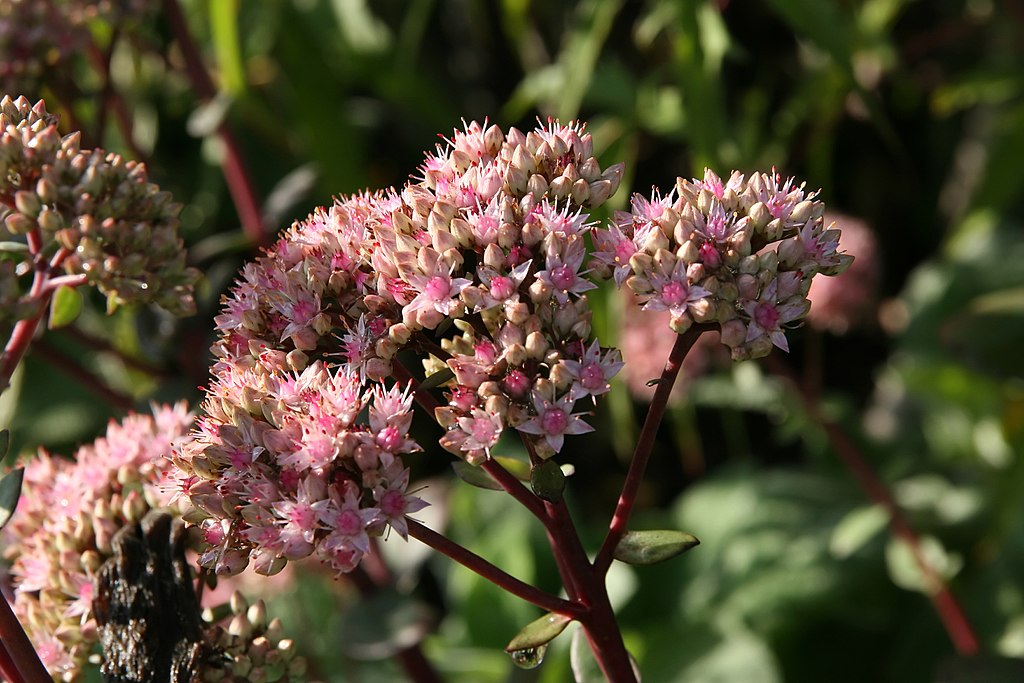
[
  {"xmin": 48, "ymin": 285, "xmax": 82, "ymax": 329},
  {"xmin": 0, "ymin": 241, "xmax": 28, "ymax": 254},
  {"xmin": 452, "ymin": 460, "xmax": 503, "ymax": 490},
  {"xmin": 505, "ymin": 612, "xmax": 572, "ymax": 653},
  {"xmin": 418, "ymin": 367, "xmax": 455, "ymax": 391},
  {"xmin": 530, "ymin": 459, "xmax": 565, "ymax": 502},
  {"xmin": 0, "ymin": 429, "xmax": 9, "ymax": 465},
  {"xmin": 613, "ymin": 529, "xmax": 700, "ymax": 566},
  {"xmin": 209, "ymin": 0, "xmax": 246, "ymax": 96},
  {"xmin": 0, "ymin": 467, "xmax": 24, "ymax": 530},
  {"xmin": 885, "ymin": 535, "xmax": 962, "ymax": 594},
  {"xmin": 452, "ymin": 456, "xmax": 531, "ymax": 491},
  {"xmin": 186, "ymin": 93, "xmax": 232, "ymax": 138},
  {"xmin": 829, "ymin": 504, "xmax": 888, "ymax": 559}
]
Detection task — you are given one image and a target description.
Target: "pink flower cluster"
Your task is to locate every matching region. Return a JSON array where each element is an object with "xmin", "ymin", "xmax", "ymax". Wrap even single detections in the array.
[
  {"xmin": 2, "ymin": 404, "xmax": 193, "ymax": 680},
  {"xmin": 592, "ymin": 169, "xmax": 853, "ymax": 359},
  {"xmin": 173, "ymin": 120, "xmax": 628, "ymax": 579},
  {"xmin": 172, "ymin": 120, "xmax": 851, "ymax": 580}
]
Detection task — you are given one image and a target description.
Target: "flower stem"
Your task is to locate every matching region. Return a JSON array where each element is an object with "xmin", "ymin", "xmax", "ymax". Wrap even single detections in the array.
[
  {"xmin": 765, "ymin": 353, "xmax": 980, "ymax": 656},
  {"xmin": 0, "ymin": 230, "xmax": 54, "ymax": 394},
  {"xmin": 0, "ymin": 593, "xmax": 50, "ymax": 683},
  {"xmin": 0, "ymin": 641, "xmax": 21, "ymax": 683},
  {"xmin": 406, "ymin": 518, "xmax": 582, "ymax": 618},
  {"xmin": 162, "ymin": 0, "xmax": 267, "ymax": 247},
  {"xmin": 593, "ymin": 324, "xmax": 707, "ymax": 576}
]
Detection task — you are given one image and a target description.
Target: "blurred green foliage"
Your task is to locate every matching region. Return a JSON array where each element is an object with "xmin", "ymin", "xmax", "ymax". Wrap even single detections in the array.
[{"xmin": 4, "ymin": 0, "xmax": 1024, "ymax": 681}]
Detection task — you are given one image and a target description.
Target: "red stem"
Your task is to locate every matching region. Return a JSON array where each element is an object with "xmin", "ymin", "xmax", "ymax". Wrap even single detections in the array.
[
  {"xmin": 0, "ymin": 231, "xmax": 53, "ymax": 393},
  {"xmin": 0, "ymin": 594, "xmax": 49, "ymax": 683},
  {"xmin": 161, "ymin": 0, "xmax": 267, "ymax": 246},
  {"xmin": 406, "ymin": 518, "xmax": 582, "ymax": 619},
  {"xmin": 594, "ymin": 325, "xmax": 707, "ymax": 576},
  {"xmin": 766, "ymin": 354, "xmax": 980, "ymax": 656},
  {"xmin": 0, "ymin": 641, "xmax": 22, "ymax": 683},
  {"xmin": 821, "ymin": 411, "xmax": 980, "ymax": 655}
]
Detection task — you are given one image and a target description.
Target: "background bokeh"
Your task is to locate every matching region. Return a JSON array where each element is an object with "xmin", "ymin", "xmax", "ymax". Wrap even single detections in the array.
[{"xmin": 3, "ymin": 0, "xmax": 1024, "ymax": 681}]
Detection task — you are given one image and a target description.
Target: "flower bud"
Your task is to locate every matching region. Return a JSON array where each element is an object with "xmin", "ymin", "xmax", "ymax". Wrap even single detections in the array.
[
  {"xmin": 4, "ymin": 212, "xmax": 33, "ymax": 234},
  {"xmin": 527, "ymin": 174, "xmax": 549, "ymax": 197},
  {"xmin": 525, "ymin": 331, "xmax": 548, "ymax": 359}
]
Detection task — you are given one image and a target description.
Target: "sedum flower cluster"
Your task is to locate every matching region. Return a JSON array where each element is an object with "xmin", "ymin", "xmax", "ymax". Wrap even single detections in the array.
[
  {"xmin": 0, "ymin": 95, "xmax": 199, "ymax": 318},
  {"xmin": 172, "ymin": 119, "xmax": 850, "ymax": 582},
  {"xmin": 592, "ymin": 169, "xmax": 853, "ymax": 360},
  {"xmin": 2, "ymin": 404, "xmax": 303, "ymax": 682}
]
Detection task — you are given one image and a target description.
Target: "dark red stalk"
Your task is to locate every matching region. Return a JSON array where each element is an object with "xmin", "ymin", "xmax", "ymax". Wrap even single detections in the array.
[
  {"xmin": 1, "ymin": 230, "xmax": 53, "ymax": 393},
  {"xmin": 0, "ymin": 641, "xmax": 21, "ymax": 683},
  {"xmin": 594, "ymin": 325, "xmax": 707, "ymax": 576},
  {"xmin": 0, "ymin": 594, "xmax": 49, "ymax": 682},
  {"xmin": 765, "ymin": 353, "xmax": 979, "ymax": 656},
  {"xmin": 407, "ymin": 519, "xmax": 582, "ymax": 619},
  {"xmin": 161, "ymin": 0, "xmax": 267, "ymax": 246}
]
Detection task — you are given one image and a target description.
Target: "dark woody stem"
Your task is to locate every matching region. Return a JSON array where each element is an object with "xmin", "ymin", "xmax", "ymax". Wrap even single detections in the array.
[
  {"xmin": 594, "ymin": 324, "xmax": 708, "ymax": 576},
  {"xmin": 0, "ymin": 641, "xmax": 21, "ymax": 683}
]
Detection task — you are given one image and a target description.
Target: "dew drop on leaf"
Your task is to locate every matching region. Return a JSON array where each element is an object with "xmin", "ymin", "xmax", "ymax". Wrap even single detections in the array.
[{"xmin": 509, "ymin": 644, "xmax": 547, "ymax": 669}]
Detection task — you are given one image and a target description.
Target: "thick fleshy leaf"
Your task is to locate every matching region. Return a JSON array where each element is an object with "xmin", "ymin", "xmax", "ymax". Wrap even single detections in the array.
[
  {"xmin": 531, "ymin": 459, "xmax": 566, "ymax": 502},
  {"xmin": 418, "ymin": 367, "xmax": 455, "ymax": 391},
  {"xmin": 0, "ymin": 241, "xmax": 28, "ymax": 261},
  {"xmin": 0, "ymin": 429, "xmax": 9, "ymax": 464},
  {"xmin": 451, "ymin": 456, "xmax": 531, "ymax": 490},
  {"xmin": 451, "ymin": 460, "xmax": 502, "ymax": 490},
  {"xmin": 0, "ymin": 467, "xmax": 24, "ymax": 530},
  {"xmin": 613, "ymin": 529, "xmax": 700, "ymax": 566},
  {"xmin": 505, "ymin": 612, "xmax": 572, "ymax": 653},
  {"xmin": 48, "ymin": 285, "xmax": 82, "ymax": 329}
]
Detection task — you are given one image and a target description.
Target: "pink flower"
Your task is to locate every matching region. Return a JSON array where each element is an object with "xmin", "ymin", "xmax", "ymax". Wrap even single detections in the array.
[
  {"xmin": 517, "ymin": 390, "xmax": 595, "ymax": 453},
  {"xmin": 403, "ymin": 249, "xmax": 473, "ymax": 326},
  {"xmin": 741, "ymin": 277, "xmax": 809, "ymax": 353},
  {"xmin": 271, "ymin": 475, "xmax": 327, "ymax": 560},
  {"xmin": 641, "ymin": 260, "xmax": 712, "ymax": 322},
  {"xmin": 535, "ymin": 235, "xmax": 596, "ymax": 304},
  {"xmin": 561, "ymin": 341, "xmax": 624, "ymax": 398}
]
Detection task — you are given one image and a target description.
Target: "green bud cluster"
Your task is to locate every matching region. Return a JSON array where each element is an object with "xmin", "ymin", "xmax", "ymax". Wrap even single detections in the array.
[
  {"xmin": 0, "ymin": 95, "xmax": 199, "ymax": 316},
  {"xmin": 201, "ymin": 592, "xmax": 307, "ymax": 683}
]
